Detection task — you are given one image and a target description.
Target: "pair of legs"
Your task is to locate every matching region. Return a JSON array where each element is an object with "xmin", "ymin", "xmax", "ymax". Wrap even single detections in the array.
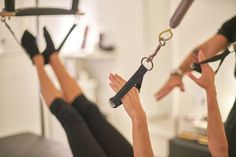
[{"xmin": 33, "ymin": 53, "xmax": 133, "ymax": 157}]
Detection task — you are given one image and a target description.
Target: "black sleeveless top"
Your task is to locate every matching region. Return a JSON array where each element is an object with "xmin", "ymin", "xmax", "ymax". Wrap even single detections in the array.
[
  {"xmin": 217, "ymin": 15, "xmax": 236, "ymax": 157},
  {"xmin": 217, "ymin": 15, "xmax": 236, "ymax": 77}
]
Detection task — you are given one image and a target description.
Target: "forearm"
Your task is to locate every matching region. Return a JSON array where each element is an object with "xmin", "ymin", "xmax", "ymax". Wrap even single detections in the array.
[
  {"xmin": 178, "ymin": 48, "xmax": 198, "ymax": 73},
  {"xmin": 132, "ymin": 113, "xmax": 154, "ymax": 157},
  {"xmin": 206, "ymin": 87, "xmax": 228, "ymax": 157},
  {"xmin": 177, "ymin": 35, "xmax": 228, "ymax": 74}
]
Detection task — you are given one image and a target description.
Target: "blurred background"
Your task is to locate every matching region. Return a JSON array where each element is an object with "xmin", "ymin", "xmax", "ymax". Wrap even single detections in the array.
[{"xmin": 0, "ymin": 0, "xmax": 235, "ymax": 157}]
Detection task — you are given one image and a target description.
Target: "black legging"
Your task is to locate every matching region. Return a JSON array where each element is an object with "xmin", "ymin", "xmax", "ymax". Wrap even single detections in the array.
[
  {"xmin": 224, "ymin": 99, "xmax": 236, "ymax": 157},
  {"xmin": 50, "ymin": 94, "xmax": 133, "ymax": 157}
]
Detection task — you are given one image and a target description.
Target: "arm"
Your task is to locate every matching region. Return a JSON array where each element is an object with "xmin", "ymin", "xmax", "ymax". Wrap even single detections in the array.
[
  {"xmin": 206, "ymin": 86, "xmax": 228, "ymax": 157},
  {"xmin": 109, "ymin": 73, "xmax": 154, "ymax": 157},
  {"xmin": 155, "ymin": 34, "xmax": 228, "ymax": 101},
  {"xmin": 187, "ymin": 51, "xmax": 228, "ymax": 157}
]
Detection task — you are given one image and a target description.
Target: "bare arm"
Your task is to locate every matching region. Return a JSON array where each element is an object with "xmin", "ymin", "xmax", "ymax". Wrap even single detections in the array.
[
  {"xmin": 206, "ymin": 86, "xmax": 228, "ymax": 157},
  {"xmin": 109, "ymin": 73, "xmax": 154, "ymax": 157},
  {"xmin": 178, "ymin": 34, "xmax": 228, "ymax": 73},
  {"xmin": 155, "ymin": 34, "xmax": 228, "ymax": 101},
  {"xmin": 188, "ymin": 51, "xmax": 228, "ymax": 157}
]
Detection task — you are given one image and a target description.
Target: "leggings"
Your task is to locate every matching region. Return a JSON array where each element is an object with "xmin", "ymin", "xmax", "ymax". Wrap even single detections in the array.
[
  {"xmin": 50, "ymin": 94, "xmax": 133, "ymax": 157},
  {"xmin": 224, "ymin": 99, "xmax": 236, "ymax": 157}
]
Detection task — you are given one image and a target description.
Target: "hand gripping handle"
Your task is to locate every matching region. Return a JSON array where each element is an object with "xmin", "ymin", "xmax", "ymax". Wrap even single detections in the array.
[{"xmin": 109, "ymin": 64, "xmax": 148, "ymax": 108}]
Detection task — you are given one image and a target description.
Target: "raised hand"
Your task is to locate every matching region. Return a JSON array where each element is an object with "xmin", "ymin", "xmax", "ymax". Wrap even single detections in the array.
[
  {"xmin": 187, "ymin": 50, "xmax": 215, "ymax": 91},
  {"xmin": 154, "ymin": 74, "xmax": 185, "ymax": 101},
  {"xmin": 109, "ymin": 73, "xmax": 145, "ymax": 119}
]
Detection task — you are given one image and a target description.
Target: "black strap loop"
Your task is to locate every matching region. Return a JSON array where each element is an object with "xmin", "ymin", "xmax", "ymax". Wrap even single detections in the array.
[
  {"xmin": 109, "ymin": 64, "xmax": 148, "ymax": 108},
  {"xmin": 191, "ymin": 48, "xmax": 231, "ymax": 73},
  {"xmin": 57, "ymin": 24, "xmax": 77, "ymax": 51}
]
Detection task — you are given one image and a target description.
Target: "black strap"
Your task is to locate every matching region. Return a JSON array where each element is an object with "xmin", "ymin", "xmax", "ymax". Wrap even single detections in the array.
[
  {"xmin": 109, "ymin": 64, "xmax": 148, "ymax": 108},
  {"xmin": 57, "ymin": 24, "xmax": 77, "ymax": 51},
  {"xmin": 15, "ymin": 8, "xmax": 78, "ymax": 16},
  {"xmin": 191, "ymin": 48, "xmax": 231, "ymax": 73}
]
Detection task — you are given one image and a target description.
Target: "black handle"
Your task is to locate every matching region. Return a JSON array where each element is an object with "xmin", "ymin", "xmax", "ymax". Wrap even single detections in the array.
[{"xmin": 109, "ymin": 64, "xmax": 148, "ymax": 108}]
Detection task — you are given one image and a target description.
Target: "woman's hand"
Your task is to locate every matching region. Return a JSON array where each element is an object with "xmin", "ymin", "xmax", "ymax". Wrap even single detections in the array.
[
  {"xmin": 154, "ymin": 74, "xmax": 184, "ymax": 101},
  {"xmin": 187, "ymin": 50, "xmax": 215, "ymax": 92},
  {"xmin": 109, "ymin": 73, "xmax": 145, "ymax": 120},
  {"xmin": 109, "ymin": 73, "xmax": 154, "ymax": 157}
]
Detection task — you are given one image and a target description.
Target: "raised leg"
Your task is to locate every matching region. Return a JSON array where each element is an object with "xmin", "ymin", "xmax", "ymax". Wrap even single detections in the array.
[
  {"xmin": 33, "ymin": 54, "xmax": 63, "ymax": 106},
  {"xmin": 32, "ymin": 54, "xmax": 106, "ymax": 157},
  {"xmin": 49, "ymin": 53, "xmax": 82, "ymax": 103},
  {"xmin": 48, "ymin": 53, "xmax": 133, "ymax": 157}
]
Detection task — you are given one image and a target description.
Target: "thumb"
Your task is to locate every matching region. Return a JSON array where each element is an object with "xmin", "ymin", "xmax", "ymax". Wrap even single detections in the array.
[{"xmin": 179, "ymin": 81, "xmax": 185, "ymax": 92}]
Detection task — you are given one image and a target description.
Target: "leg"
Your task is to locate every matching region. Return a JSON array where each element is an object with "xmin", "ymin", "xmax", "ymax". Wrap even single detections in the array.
[
  {"xmin": 33, "ymin": 55, "xmax": 62, "ymax": 106},
  {"xmin": 33, "ymin": 55, "xmax": 107, "ymax": 157},
  {"xmin": 49, "ymin": 53, "xmax": 82, "ymax": 103},
  {"xmin": 71, "ymin": 95, "xmax": 134, "ymax": 157},
  {"xmin": 50, "ymin": 98, "xmax": 107, "ymax": 157},
  {"xmin": 49, "ymin": 54, "xmax": 133, "ymax": 157}
]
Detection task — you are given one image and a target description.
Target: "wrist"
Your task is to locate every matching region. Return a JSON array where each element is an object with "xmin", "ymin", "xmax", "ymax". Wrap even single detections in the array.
[
  {"xmin": 205, "ymin": 85, "xmax": 217, "ymax": 96},
  {"xmin": 171, "ymin": 68, "xmax": 184, "ymax": 78},
  {"xmin": 132, "ymin": 111, "xmax": 147, "ymax": 124}
]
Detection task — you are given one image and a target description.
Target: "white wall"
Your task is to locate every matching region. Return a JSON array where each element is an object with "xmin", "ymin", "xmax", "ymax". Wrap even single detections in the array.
[
  {"xmin": 0, "ymin": 52, "xmax": 41, "ymax": 137},
  {"xmin": 0, "ymin": 0, "xmax": 42, "ymax": 137}
]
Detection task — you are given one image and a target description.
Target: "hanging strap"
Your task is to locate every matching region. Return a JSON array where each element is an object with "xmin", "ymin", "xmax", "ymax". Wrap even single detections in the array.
[
  {"xmin": 109, "ymin": 29, "xmax": 173, "ymax": 108},
  {"xmin": 191, "ymin": 42, "xmax": 236, "ymax": 73},
  {"xmin": 1, "ymin": 17, "xmax": 77, "ymax": 53},
  {"xmin": 1, "ymin": 17, "xmax": 21, "ymax": 45},
  {"xmin": 57, "ymin": 24, "xmax": 77, "ymax": 51},
  {"xmin": 109, "ymin": 63, "xmax": 149, "ymax": 108},
  {"xmin": 109, "ymin": 0, "xmax": 194, "ymax": 108}
]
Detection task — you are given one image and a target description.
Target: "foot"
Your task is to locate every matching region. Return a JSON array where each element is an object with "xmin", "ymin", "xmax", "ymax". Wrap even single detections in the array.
[
  {"xmin": 21, "ymin": 30, "xmax": 40, "ymax": 61},
  {"xmin": 42, "ymin": 27, "xmax": 56, "ymax": 64}
]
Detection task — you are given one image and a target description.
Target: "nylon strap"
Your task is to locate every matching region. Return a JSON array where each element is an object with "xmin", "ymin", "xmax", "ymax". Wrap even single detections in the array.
[
  {"xmin": 109, "ymin": 29, "xmax": 173, "ymax": 108},
  {"xmin": 192, "ymin": 42, "xmax": 236, "ymax": 73},
  {"xmin": 1, "ymin": 17, "xmax": 21, "ymax": 46},
  {"xmin": 109, "ymin": 64, "xmax": 148, "ymax": 108},
  {"xmin": 57, "ymin": 24, "xmax": 77, "ymax": 51}
]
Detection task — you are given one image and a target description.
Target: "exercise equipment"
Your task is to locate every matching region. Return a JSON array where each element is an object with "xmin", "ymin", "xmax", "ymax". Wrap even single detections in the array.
[
  {"xmin": 0, "ymin": 0, "xmax": 80, "ymax": 137},
  {"xmin": 191, "ymin": 41, "xmax": 236, "ymax": 73},
  {"xmin": 109, "ymin": 0, "xmax": 194, "ymax": 108},
  {"xmin": 0, "ymin": 0, "xmax": 79, "ymax": 52},
  {"xmin": 1, "ymin": 0, "xmax": 83, "ymax": 17}
]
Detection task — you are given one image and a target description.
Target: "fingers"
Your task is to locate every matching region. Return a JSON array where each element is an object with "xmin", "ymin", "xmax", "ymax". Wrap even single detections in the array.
[
  {"xmin": 109, "ymin": 73, "xmax": 139, "ymax": 101},
  {"xmin": 198, "ymin": 50, "xmax": 214, "ymax": 74},
  {"xmin": 109, "ymin": 73, "xmax": 126, "ymax": 92},
  {"xmin": 154, "ymin": 86, "xmax": 172, "ymax": 101},
  {"xmin": 179, "ymin": 81, "xmax": 185, "ymax": 92},
  {"xmin": 187, "ymin": 72, "xmax": 199, "ymax": 84},
  {"xmin": 109, "ymin": 73, "xmax": 120, "ymax": 92}
]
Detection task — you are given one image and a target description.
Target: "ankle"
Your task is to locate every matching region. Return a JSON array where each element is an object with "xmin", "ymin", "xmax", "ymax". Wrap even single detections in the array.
[
  {"xmin": 49, "ymin": 52, "xmax": 59, "ymax": 63},
  {"xmin": 33, "ymin": 54, "xmax": 45, "ymax": 66}
]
